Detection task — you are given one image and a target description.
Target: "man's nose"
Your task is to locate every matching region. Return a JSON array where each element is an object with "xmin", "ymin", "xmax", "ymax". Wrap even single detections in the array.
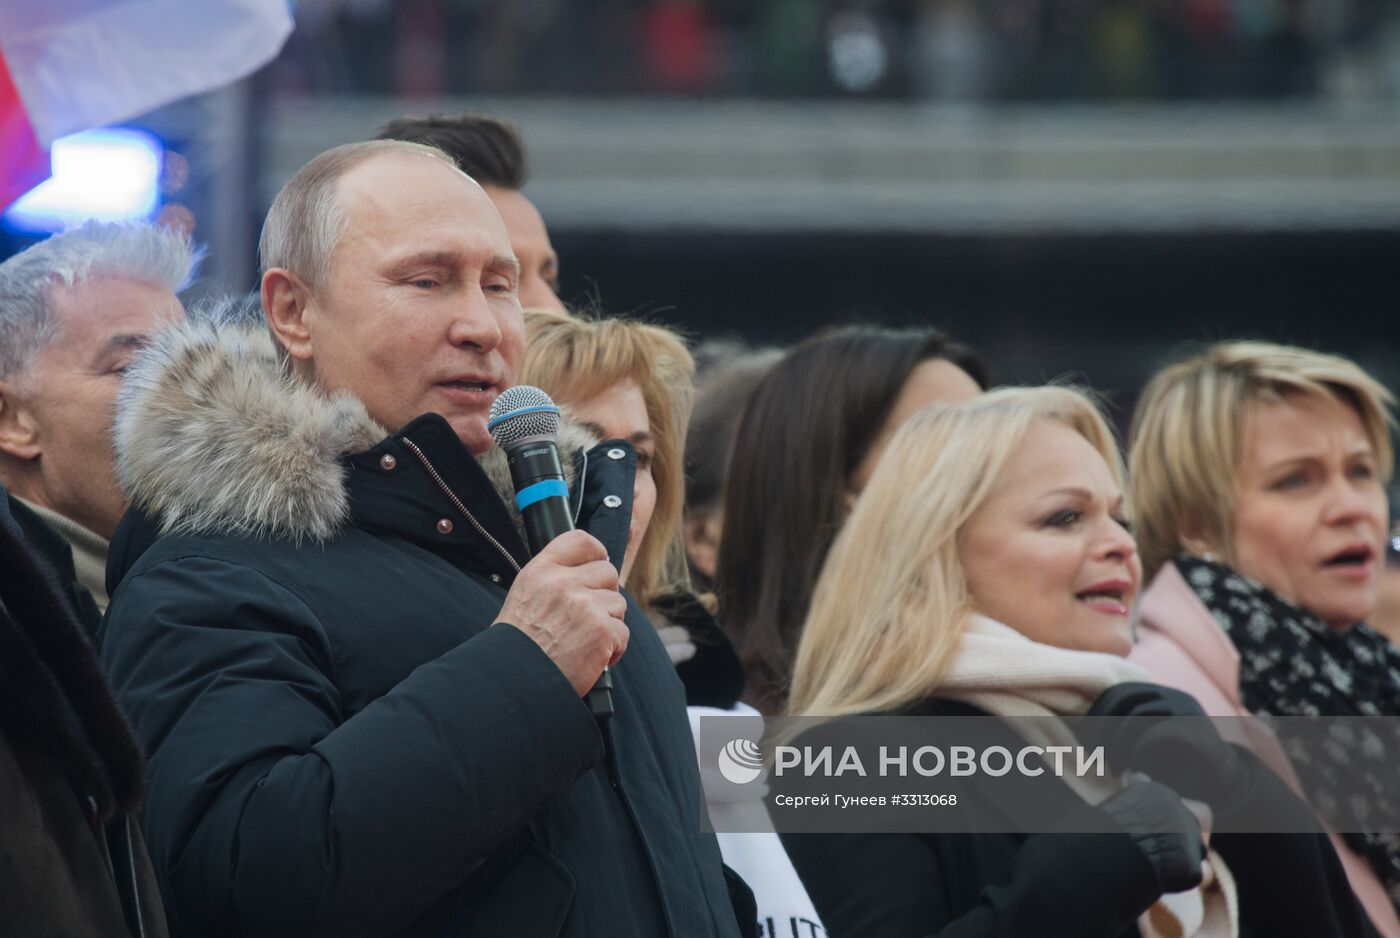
[{"xmin": 447, "ymin": 290, "xmax": 504, "ymax": 351}]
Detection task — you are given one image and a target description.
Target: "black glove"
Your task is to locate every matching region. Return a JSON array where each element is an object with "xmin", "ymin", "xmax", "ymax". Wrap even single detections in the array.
[
  {"xmin": 1097, "ymin": 780, "xmax": 1206, "ymax": 894},
  {"xmin": 1081, "ymin": 682, "xmax": 1254, "ymax": 813}
]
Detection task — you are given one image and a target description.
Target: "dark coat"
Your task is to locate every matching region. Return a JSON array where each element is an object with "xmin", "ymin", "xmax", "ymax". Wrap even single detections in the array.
[
  {"xmin": 3, "ymin": 487, "xmax": 102, "ymax": 634},
  {"xmin": 0, "ymin": 486, "xmax": 167, "ymax": 937},
  {"xmin": 650, "ymin": 589, "xmax": 745, "ymax": 711},
  {"xmin": 99, "ymin": 320, "xmax": 748, "ymax": 938},
  {"xmin": 777, "ymin": 699, "xmax": 1376, "ymax": 938}
]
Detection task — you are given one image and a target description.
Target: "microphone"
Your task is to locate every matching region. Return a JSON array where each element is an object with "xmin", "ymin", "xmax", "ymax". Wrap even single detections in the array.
[{"xmin": 488, "ymin": 386, "xmax": 614, "ymax": 720}]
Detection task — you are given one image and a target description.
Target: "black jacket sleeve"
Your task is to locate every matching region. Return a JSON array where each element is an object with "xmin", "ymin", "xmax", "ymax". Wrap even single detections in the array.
[
  {"xmin": 780, "ymin": 824, "xmax": 1159, "ymax": 938},
  {"xmin": 101, "ymin": 555, "xmax": 605, "ymax": 938}
]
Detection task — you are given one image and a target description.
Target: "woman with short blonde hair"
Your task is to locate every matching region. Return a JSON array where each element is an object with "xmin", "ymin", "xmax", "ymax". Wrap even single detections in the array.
[
  {"xmin": 780, "ymin": 386, "xmax": 1372, "ymax": 938},
  {"xmin": 1130, "ymin": 341, "xmax": 1394, "ymax": 584},
  {"xmin": 1128, "ymin": 340, "xmax": 1400, "ymax": 935},
  {"xmin": 521, "ymin": 308, "xmax": 820, "ymax": 933},
  {"xmin": 519, "ymin": 308, "xmax": 693, "ymax": 608}
]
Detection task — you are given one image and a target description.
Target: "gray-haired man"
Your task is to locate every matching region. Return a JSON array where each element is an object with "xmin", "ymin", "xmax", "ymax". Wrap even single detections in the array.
[{"xmin": 0, "ymin": 221, "xmax": 199, "ymax": 624}]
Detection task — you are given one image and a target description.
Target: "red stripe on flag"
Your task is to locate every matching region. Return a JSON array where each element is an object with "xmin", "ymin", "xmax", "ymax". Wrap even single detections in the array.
[{"xmin": 0, "ymin": 45, "xmax": 49, "ymax": 211}]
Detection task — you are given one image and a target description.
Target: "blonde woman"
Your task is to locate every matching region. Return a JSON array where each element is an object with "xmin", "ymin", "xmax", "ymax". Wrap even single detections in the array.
[
  {"xmin": 781, "ymin": 387, "xmax": 1372, "ymax": 938},
  {"xmin": 518, "ymin": 309, "xmax": 820, "ymax": 935},
  {"xmin": 518, "ymin": 308, "xmax": 744, "ymax": 706},
  {"xmin": 1129, "ymin": 341, "xmax": 1400, "ymax": 935},
  {"xmin": 520, "ymin": 309, "xmax": 689, "ymax": 602}
]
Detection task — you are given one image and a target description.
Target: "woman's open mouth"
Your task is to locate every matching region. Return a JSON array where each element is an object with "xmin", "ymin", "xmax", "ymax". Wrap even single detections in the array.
[{"xmin": 1074, "ymin": 580, "xmax": 1133, "ymax": 615}]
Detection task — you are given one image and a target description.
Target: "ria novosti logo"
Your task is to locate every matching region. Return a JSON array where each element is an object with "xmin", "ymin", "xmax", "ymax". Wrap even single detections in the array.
[{"xmin": 718, "ymin": 738, "xmax": 764, "ymax": 784}]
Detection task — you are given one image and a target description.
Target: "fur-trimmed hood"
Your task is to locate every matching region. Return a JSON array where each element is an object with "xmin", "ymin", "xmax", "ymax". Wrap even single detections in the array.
[{"xmin": 115, "ymin": 313, "xmax": 596, "ymax": 544}]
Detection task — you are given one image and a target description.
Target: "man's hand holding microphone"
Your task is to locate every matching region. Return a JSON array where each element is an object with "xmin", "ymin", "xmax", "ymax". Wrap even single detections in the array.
[
  {"xmin": 497, "ymin": 530, "xmax": 629, "ymax": 698},
  {"xmin": 488, "ymin": 386, "xmax": 622, "ymax": 716}
]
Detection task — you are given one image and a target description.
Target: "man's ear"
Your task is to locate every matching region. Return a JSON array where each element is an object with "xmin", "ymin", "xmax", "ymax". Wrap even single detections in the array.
[
  {"xmin": 0, "ymin": 381, "xmax": 41, "ymax": 461},
  {"xmin": 261, "ymin": 268, "xmax": 316, "ymax": 363}
]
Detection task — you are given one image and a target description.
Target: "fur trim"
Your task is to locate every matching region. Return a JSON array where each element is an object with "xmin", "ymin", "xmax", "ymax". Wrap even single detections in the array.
[
  {"xmin": 115, "ymin": 311, "xmax": 384, "ymax": 543},
  {"xmin": 116, "ymin": 308, "xmax": 604, "ymax": 545}
]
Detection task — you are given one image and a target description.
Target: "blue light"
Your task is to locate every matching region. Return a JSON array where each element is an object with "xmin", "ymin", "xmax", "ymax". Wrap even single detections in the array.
[{"xmin": 4, "ymin": 128, "xmax": 164, "ymax": 234}]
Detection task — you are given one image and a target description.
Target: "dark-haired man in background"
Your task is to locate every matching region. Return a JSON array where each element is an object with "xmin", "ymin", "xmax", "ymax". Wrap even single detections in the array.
[{"xmin": 377, "ymin": 112, "xmax": 567, "ymax": 313}]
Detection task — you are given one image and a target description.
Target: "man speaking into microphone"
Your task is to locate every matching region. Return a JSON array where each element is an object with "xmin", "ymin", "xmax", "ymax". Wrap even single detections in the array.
[{"xmin": 98, "ymin": 140, "xmax": 752, "ymax": 938}]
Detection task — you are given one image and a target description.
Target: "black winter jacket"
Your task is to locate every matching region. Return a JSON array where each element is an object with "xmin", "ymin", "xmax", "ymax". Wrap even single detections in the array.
[{"xmin": 99, "ymin": 320, "xmax": 747, "ymax": 938}]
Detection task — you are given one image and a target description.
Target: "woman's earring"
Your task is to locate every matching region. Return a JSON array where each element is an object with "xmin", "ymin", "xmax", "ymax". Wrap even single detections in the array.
[{"xmin": 1201, "ymin": 551, "xmax": 1217, "ymax": 563}]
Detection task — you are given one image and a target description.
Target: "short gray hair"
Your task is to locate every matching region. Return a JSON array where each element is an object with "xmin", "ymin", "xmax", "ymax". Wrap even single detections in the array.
[
  {"xmin": 0, "ymin": 220, "xmax": 201, "ymax": 379},
  {"xmin": 257, "ymin": 139, "xmax": 457, "ymax": 291}
]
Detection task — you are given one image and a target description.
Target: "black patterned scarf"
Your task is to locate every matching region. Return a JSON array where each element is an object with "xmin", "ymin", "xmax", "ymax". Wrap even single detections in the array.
[{"xmin": 1175, "ymin": 554, "xmax": 1400, "ymax": 911}]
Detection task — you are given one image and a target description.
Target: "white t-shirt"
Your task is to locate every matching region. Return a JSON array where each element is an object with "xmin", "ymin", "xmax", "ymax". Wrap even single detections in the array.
[{"xmin": 688, "ymin": 703, "xmax": 826, "ymax": 938}]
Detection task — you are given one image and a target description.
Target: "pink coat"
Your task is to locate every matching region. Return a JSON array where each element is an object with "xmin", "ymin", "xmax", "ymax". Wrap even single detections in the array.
[{"xmin": 1130, "ymin": 562, "xmax": 1400, "ymax": 938}]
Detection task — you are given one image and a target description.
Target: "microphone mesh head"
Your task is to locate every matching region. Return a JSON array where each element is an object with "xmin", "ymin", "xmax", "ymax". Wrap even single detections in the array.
[{"xmin": 488, "ymin": 385, "xmax": 561, "ymax": 446}]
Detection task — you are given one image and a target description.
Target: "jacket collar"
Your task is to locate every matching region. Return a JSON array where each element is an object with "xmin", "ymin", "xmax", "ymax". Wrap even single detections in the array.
[
  {"xmin": 2, "ymin": 485, "xmax": 104, "ymax": 635},
  {"xmin": 348, "ymin": 413, "xmax": 531, "ymax": 580},
  {"xmin": 115, "ymin": 316, "xmax": 386, "ymax": 544},
  {"xmin": 0, "ymin": 505, "xmax": 145, "ymax": 821},
  {"xmin": 11, "ymin": 496, "xmax": 109, "ymax": 611},
  {"xmin": 112, "ymin": 315, "xmax": 628, "ymax": 584}
]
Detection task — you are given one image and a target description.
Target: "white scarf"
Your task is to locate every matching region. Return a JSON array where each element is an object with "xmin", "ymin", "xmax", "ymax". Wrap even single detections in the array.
[{"xmin": 940, "ymin": 615, "xmax": 1239, "ymax": 938}]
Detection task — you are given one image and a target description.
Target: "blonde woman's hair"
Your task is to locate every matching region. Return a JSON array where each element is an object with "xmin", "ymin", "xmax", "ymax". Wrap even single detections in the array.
[
  {"xmin": 1129, "ymin": 341, "xmax": 1395, "ymax": 583},
  {"xmin": 787, "ymin": 386, "xmax": 1124, "ymax": 719},
  {"xmin": 519, "ymin": 308, "xmax": 694, "ymax": 609}
]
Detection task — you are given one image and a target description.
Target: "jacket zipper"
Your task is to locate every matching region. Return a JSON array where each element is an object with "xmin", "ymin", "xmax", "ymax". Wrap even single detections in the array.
[
  {"xmin": 125, "ymin": 818, "xmax": 147, "ymax": 938},
  {"xmin": 400, "ymin": 437, "xmax": 522, "ymax": 574},
  {"xmin": 600, "ymin": 723, "xmax": 683, "ymax": 938},
  {"xmin": 89, "ymin": 796, "xmax": 115, "ymax": 880},
  {"xmin": 89, "ymin": 797, "xmax": 147, "ymax": 938}
]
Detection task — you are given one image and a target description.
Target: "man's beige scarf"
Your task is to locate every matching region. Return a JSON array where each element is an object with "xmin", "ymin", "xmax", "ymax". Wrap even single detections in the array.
[{"xmin": 939, "ymin": 615, "xmax": 1239, "ymax": 938}]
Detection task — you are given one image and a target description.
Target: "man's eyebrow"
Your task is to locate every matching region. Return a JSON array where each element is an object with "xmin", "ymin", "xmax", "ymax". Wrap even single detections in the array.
[
  {"xmin": 383, "ymin": 251, "xmax": 460, "ymax": 277},
  {"xmin": 97, "ymin": 333, "xmax": 149, "ymax": 360},
  {"xmin": 382, "ymin": 250, "xmax": 521, "ymax": 282},
  {"xmin": 489, "ymin": 254, "xmax": 522, "ymax": 281}
]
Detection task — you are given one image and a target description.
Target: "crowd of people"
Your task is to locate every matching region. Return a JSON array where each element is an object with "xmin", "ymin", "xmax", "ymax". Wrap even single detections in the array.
[
  {"xmin": 284, "ymin": 0, "xmax": 1400, "ymax": 100},
  {"xmin": 2, "ymin": 109, "xmax": 1400, "ymax": 938}
]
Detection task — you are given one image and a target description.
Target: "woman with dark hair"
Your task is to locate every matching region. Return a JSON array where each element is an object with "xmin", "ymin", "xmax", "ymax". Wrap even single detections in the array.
[
  {"xmin": 682, "ymin": 340, "xmax": 784, "ymax": 592},
  {"xmin": 717, "ymin": 324, "xmax": 989, "ymax": 715}
]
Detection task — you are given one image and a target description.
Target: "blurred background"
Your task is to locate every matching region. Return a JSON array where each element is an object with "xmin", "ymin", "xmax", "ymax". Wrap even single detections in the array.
[{"xmin": 4, "ymin": 0, "xmax": 1400, "ymax": 413}]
